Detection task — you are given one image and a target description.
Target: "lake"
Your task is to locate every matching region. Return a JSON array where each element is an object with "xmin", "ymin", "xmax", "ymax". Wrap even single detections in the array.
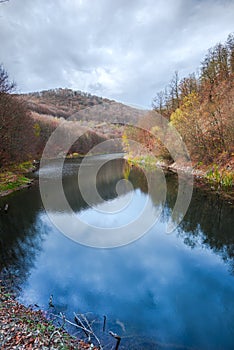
[{"xmin": 0, "ymin": 155, "xmax": 234, "ymax": 349}]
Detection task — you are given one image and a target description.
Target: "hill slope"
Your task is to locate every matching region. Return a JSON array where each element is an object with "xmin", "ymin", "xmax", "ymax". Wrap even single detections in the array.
[{"xmin": 19, "ymin": 88, "xmax": 147, "ymax": 125}]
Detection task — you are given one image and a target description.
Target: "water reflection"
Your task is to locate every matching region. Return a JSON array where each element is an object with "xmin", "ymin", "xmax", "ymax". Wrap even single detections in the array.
[
  {"xmin": 0, "ymin": 156, "xmax": 234, "ymax": 349},
  {"xmin": 0, "ymin": 186, "xmax": 43, "ymax": 285}
]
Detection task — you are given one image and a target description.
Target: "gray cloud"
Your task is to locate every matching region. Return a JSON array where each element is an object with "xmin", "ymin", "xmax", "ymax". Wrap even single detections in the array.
[{"xmin": 0, "ymin": 0, "xmax": 233, "ymax": 108}]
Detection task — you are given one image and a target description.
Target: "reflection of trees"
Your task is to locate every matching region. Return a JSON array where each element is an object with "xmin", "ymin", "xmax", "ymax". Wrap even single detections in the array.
[
  {"xmin": 160, "ymin": 174, "xmax": 234, "ymax": 270},
  {"xmin": 179, "ymin": 188, "xmax": 234, "ymax": 263},
  {"xmin": 0, "ymin": 186, "xmax": 44, "ymax": 292},
  {"xmin": 63, "ymin": 158, "xmax": 128, "ymax": 211}
]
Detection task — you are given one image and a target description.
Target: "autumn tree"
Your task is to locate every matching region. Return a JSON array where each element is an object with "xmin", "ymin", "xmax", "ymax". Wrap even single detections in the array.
[
  {"xmin": 0, "ymin": 65, "xmax": 36, "ymax": 166},
  {"xmin": 152, "ymin": 33, "xmax": 234, "ymax": 164}
]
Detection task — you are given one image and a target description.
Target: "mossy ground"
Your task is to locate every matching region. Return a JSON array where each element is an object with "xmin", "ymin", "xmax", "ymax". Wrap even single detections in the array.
[{"xmin": 0, "ymin": 162, "xmax": 33, "ymax": 196}]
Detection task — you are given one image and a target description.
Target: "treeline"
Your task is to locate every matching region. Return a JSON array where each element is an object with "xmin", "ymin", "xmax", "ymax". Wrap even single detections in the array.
[{"xmin": 152, "ymin": 33, "xmax": 234, "ymax": 163}]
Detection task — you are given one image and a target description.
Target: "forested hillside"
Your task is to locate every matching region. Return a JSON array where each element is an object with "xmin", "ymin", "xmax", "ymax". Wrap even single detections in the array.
[
  {"xmin": 152, "ymin": 33, "xmax": 234, "ymax": 165},
  {"xmin": 20, "ymin": 88, "xmax": 146, "ymax": 124},
  {"xmin": 123, "ymin": 34, "xmax": 234, "ymax": 186},
  {"xmin": 20, "ymin": 89, "xmax": 112, "ymax": 119},
  {"xmin": 0, "ymin": 68, "xmax": 146, "ymax": 168},
  {"xmin": 0, "ymin": 71, "xmax": 108, "ymax": 167}
]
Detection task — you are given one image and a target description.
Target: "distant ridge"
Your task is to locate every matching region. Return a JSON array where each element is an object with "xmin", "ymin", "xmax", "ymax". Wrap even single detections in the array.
[{"xmin": 19, "ymin": 88, "xmax": 148, "ymax": 124}]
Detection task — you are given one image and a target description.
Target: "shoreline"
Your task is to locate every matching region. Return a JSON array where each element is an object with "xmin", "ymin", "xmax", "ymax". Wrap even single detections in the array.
[
  {"xmin": 0, "ymin": 284, "xmax": 96, "ymax": 349},
  {"xmin": 0, "ymin": 161, "xmax": 36, "ymax": 198},
  {"xmin": 125, "ymin": 155, "xmax": 234, "ymax": 203},
  {"xmin": 0, "ymin": 181, "xmax": 34, "ymax": 198},
  {"xmin": 1, "ymin": 156, "xmax": 233, "ymax": 204}
]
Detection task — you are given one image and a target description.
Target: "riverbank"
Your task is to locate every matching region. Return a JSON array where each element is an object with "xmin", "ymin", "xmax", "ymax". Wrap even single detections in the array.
[
  {"xmin": 0, "ymin": 161, "xmax": 35, "ymax": 198},
  {"xmin": 0, "ymin": 285, "xmax": 97, "ymax": 349},
  {"xmin": 125, "ymin": 154, "xmax": 234, "ymax": 203}
]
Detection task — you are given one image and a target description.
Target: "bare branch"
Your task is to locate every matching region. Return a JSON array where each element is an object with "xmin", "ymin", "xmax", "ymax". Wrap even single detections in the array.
[
  {"xmin": 74, "ymin": 312, "xmax": 102, "ymax": 349},
  {"xmin": 53, "ymin": 313, "xmax": 103, "ymax": 349},
  {"xmin": 0, "ymin": 64, "xmax": 16, "ymax": 94},
  {"xmin": 48, "ymin": 330, "xmax": 64, "ymax": 349}
]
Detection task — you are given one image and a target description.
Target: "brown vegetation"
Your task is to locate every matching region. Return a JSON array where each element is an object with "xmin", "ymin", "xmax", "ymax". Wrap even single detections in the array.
[
  {"xmin": 0, "ymin": 286, "xmax": 96, "ymax": 349},
  {"xmin": 124, "ymin": 34, "xmax": 234, "ymax": 179},
  {"xmin": 19, "ymin": 88, "xmax": 109, "ymax": 119},
  {"xmin": 19, "ymin": 88, "xmax": 146, "ymax": 124},
  {"xmin": 0, "ymin": 66, "xmax": 37, "ymax": 167},
  {"xmin": 1, "ymin": 70, "xmax": 140, "ymax": 169},
  {"xmin": 153, "ymin": 33, "xmax": 234, "ymax": 164}
]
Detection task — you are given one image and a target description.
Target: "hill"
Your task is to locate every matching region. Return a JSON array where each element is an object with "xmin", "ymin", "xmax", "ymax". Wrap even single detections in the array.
[{"xmin": 19, "ymin": 88, "xmax": 147, "ymax": 125}]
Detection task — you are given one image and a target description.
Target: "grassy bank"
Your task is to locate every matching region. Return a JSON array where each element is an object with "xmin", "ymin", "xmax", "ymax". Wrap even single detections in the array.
[
  {"xmin": 0, "ymin": 161, "xmax": 34, "ymax": 197},
  {"xmin": 125, "ymin": 154, "xmax": 234, "ymax": 201}
]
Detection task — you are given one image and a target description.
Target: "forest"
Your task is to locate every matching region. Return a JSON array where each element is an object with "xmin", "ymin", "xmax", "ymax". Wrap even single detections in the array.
[
  {"xmin": 123, "ymin": 34, "xmax": 234, "ymax": 188},
  {"xmin": 153, "ymin": 33, "xmax": 234, "ymax": 164}
]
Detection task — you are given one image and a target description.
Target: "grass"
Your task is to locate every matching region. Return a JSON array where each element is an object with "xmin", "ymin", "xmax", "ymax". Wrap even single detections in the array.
[
  {"xmin": 126, "ymin": 154, "xmax": 159, "ymax": 171},
  {"xmin": 0, "ymin": 161, "xmax": 33, "ymax": 194},
  {"xmin": 206, "ymin": 164, "xmax": 233, "ymax": 189}
]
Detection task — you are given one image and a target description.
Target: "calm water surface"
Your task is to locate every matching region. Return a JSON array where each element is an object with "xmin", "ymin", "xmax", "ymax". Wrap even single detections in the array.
[{"xmin": 0, "ymin": 156, "xmax": 234, "ymax": 350}]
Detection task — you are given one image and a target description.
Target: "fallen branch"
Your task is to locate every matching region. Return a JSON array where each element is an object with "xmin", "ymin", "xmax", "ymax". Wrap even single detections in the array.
[
  {"xmin": 74, "ymin": 312, "xmax": 102, "ymax": 349},
  {"xmin": 53, "ymin": 312, "xmax": 103, "ymax": 349}
]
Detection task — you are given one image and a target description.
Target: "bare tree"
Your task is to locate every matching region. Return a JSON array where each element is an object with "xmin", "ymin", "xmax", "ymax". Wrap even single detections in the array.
[{"xmin": 0, "ymin": 64, "xmax": 15, "ymax": 94}]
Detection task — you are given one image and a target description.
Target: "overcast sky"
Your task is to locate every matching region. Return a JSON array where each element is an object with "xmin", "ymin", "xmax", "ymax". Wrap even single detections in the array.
[{"xmin": 0, "ymin": 0, "xmax": 233, "ymax": 108}]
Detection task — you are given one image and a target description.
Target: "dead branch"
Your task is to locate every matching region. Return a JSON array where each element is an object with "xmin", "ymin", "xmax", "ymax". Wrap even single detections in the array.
[
  {"xmin": 53, "ymin": 312, "xmax": 103, "ymax": 349},
  {"xmin": 109, "ymin": 331, "xmax": 121, "ymax": 350},
  {"xmin": 74, "ymin": 312, "xmax": 102, "ymax": 349}
]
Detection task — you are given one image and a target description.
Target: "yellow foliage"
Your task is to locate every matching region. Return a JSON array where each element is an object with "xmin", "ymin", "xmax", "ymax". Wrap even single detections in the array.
[{"xmin": 33, "ymin": 123, "xmax": 41, "ymax": 137}]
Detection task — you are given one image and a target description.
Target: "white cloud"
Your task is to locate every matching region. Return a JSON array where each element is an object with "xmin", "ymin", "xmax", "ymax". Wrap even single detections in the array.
[{"xmin": 0, "ymin": 0, "xmax": 233, "ymax": 107}]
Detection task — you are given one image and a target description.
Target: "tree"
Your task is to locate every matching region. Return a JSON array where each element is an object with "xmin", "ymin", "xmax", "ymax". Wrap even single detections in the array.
[
  {"xmin": 227, "ymin": 33, "xmax": 234, "ymax": 73},
  {"xmin": 170, "ymin": 92, "xmax": 210, "ymax": 160},
  {"xmin": 0, "ymin": 64, "xmax": 15, "ymax": 94},
  {"xmin": 169, "ymin": 71, "xmax": 180, "ymax": 110},
  {"xmin": 0, "ymin": 65, "xmax": 36, "ymax": 166},
  {"xmin": 179, "ymin": 74, "xmax": 198, "ymax": 99}
]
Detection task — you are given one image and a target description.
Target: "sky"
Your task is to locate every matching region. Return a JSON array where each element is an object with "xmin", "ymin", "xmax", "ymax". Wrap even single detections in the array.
[{"xmin": 0, "ymin": 0, "xmax": 233, "ymax": 108}]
